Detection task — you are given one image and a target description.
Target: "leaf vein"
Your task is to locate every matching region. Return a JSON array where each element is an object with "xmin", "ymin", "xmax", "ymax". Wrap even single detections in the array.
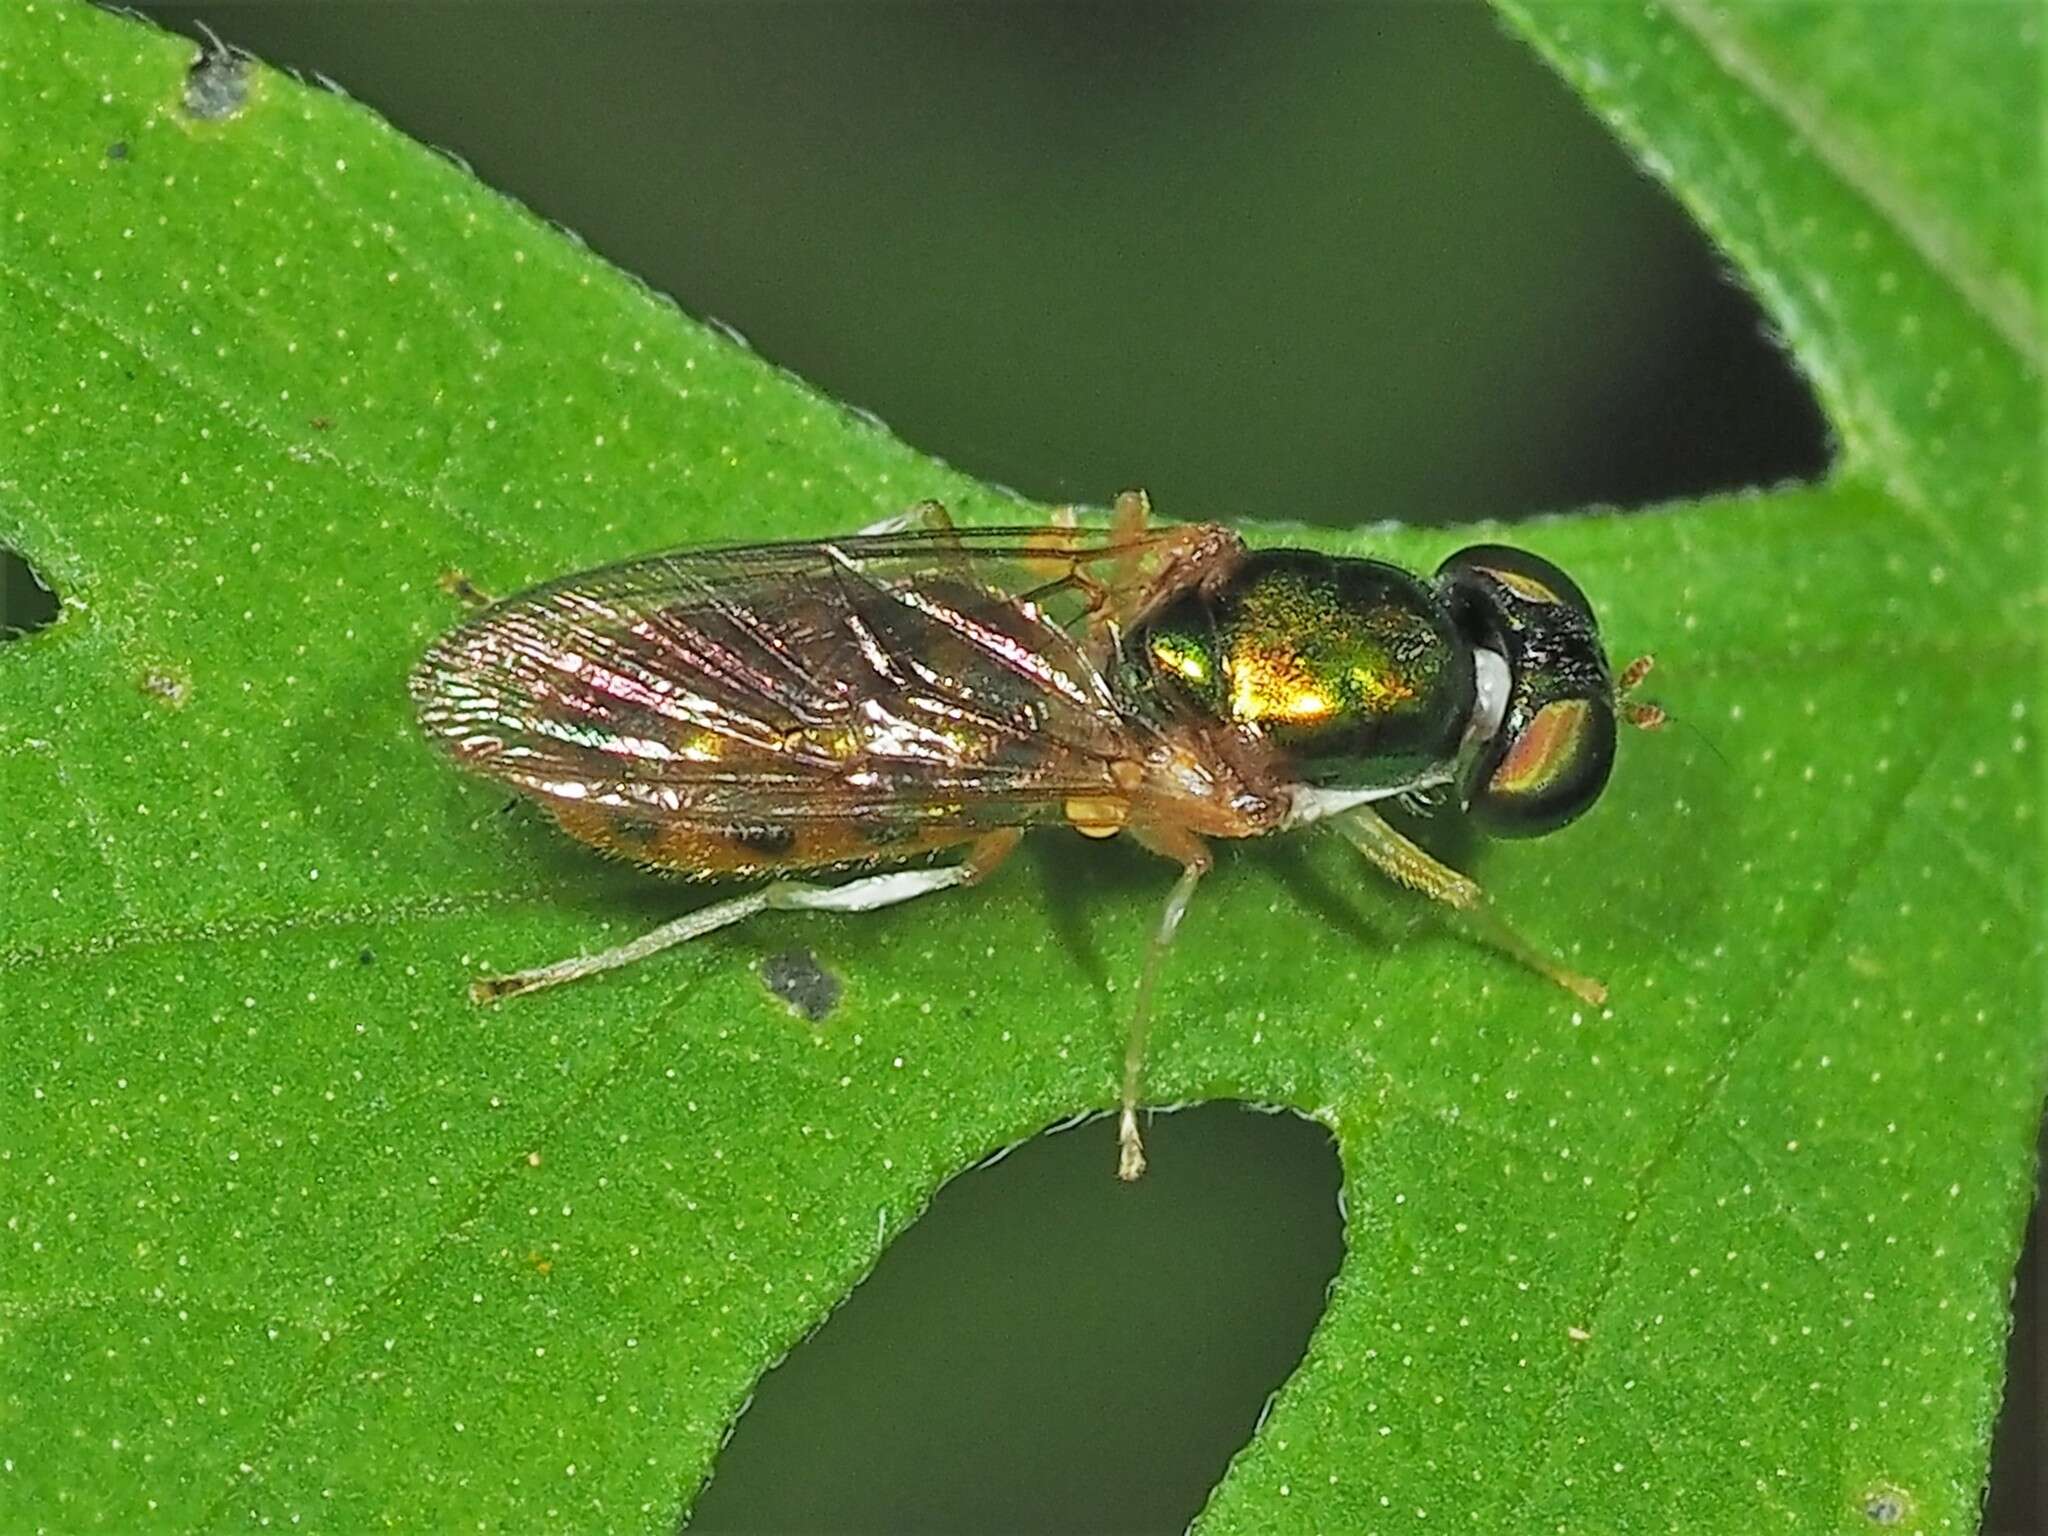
[
  {"xmin": 1665, "ymin": 0, "xmax": 2043, "ymax": 372},
  {"xmin": 5, "ymin": 265, "xmax": 537, "ymax": 573},
  {"xmin": 189, "ymin": 973, "xmax": 698, "ymax": 1529},
  {"xmin": 1492, "ymin": 669, "xmax": 1967, "ymax": 1517}
]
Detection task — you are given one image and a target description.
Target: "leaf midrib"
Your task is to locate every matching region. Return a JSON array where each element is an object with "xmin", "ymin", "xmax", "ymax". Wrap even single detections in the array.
[
  {"xmin": 1664, "ymin": 0, "xmax": 2043, "ymax": 372},
  {"xmin": 1492, "ymin": 664, "xmax": 1975, "ymax": 1518}
]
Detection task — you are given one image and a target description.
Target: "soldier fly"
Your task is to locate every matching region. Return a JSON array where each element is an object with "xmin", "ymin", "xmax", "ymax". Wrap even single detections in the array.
[{"xmin": 412, "ymin": 493, "xmax": 1662, "ymax": 1178}]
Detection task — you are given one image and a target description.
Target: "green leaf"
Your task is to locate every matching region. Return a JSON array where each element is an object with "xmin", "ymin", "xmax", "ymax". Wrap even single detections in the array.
[{"xmin": 1, "ymin": 4, "xmax": 2038, "ymax": 1534}]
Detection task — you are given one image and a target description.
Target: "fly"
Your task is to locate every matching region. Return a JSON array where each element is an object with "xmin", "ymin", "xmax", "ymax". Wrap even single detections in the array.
[{"xmin": 411, "ymin": 492, "xmax": 1664, "ymax": 1179}]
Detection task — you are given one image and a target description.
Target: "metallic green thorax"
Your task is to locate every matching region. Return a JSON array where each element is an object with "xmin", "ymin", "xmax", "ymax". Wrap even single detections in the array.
[{"xmin": 1136, "ymin": 551, "xmax": 1474, "ymax": 785}]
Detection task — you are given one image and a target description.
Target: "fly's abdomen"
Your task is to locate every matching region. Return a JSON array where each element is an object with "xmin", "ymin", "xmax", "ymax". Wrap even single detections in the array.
[{"xmin": 549, "ymin": 802, "xmax": 985, "ymax": 877}]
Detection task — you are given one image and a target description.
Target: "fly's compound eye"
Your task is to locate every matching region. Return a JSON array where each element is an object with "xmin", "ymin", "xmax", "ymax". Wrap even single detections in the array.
[
  {"xmin": 1436, "ymin": 544, "xmax": 1616, "ymax": 837},
  {"xmin": 1436, "ymin": 544, "xmax": 1595, "ymax": 620},
  {"xmin": 1473, "ymin": 693, "xmax": 1617, "ymax": 836}
]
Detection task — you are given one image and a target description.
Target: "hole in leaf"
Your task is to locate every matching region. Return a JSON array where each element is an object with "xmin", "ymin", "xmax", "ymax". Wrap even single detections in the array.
[
  {"xmin": 142, "ymin": 3, "xmax": 1827, "ymax": 524},
  {"xmin": 685, "ymin": 1104, "xmax": 1343, "ymax": 1534},
  {"xmin": 0, "ymin": 549, "xmax": 59, "ymax": 640},
  {"xmin": 1981, "ymin": 1108, "xmax": 2047, "ymax": 1535}
]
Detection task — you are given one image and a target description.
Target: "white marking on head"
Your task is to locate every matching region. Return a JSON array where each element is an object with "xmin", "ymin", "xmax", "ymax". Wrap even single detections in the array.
[{"xmin": 1467, "ymin": 647, "xmax": 1510, "ymax": 750}]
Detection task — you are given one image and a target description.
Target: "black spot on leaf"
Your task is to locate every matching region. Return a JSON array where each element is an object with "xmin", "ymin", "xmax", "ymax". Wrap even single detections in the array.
[
  {"xmin": 758, "ymin": 948, "xmax": 840, "ymax": 1023},
  {"xmin": 1860, "ymin": 1485, "xmax": 1911, "ymax": 1525}
]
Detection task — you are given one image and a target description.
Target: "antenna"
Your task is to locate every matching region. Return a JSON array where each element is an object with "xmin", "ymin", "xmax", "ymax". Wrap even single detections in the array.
[
  {"xmin": 1615, "ymin": 654, "xmax": 1667, "ymax": 731},
  {"xmin": 1615, "ymin": 654, "xmax": 1729, "ymax": 768}
]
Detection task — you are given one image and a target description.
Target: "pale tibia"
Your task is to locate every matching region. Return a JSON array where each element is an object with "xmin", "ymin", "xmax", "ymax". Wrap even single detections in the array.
[{"xmin": 473, "ymin": 866, "xmax": 973, "ymax": 1002}]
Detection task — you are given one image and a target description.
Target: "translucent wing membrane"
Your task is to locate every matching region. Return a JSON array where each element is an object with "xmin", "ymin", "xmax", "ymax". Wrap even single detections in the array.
[{"xmin": 410, "ymin": 526, "xmax": 1178, "ymax": 840}]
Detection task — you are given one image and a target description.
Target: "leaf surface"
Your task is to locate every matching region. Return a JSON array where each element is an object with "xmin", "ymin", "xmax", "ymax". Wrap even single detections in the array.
[{"xmin": 0, "ymin": 3, "xmax": 2039, "ymax": 1531}]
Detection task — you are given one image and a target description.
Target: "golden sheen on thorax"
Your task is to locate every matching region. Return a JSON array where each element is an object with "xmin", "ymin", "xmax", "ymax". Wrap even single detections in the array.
[{"xmin": 1137, "ymin": 550, "xmax": 1474, "ymax": 778}]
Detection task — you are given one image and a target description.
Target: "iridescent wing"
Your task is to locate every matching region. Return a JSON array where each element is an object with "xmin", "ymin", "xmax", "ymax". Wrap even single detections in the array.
[{"xmin": 410, "ymin": 525, "xmax": 1198, "ymax": 855}]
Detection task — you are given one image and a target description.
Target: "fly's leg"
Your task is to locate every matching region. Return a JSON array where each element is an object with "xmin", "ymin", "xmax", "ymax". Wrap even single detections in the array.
[
  {"xmin": 1059, "ymin": 490, "xmax": 1247, "ymax": 669},
  {"xmin": 1050, "ymin": 489, "xmax": 1154, "ymax": 645},
  {"xmin": 1116, "ymin": 823, "xmax": 1213, "ymax": 1181},
  {"xmin": 958, "ymin": 825, "xmax": 1023, "ymax": 881},
  {"xmin": 474, "ymin": 830, "xmax": 1021, "ymax": 1004},
  {"xmin": 438, "ymin": 570, "xmax": 494, "ymax": 610},
  {"xmin": 473, "ymin": 868, "xmax": 968, "ymax": 1003},
  {"xmin": 1333, "ymin": 805, "xmax": 1607, "ymax": 1005},
  {"xmin": 1105, "ymin": 489, "xmax": 1152, "ymax": 623},
  {"xmin": 856, "ymin": 499, "xmax": 958, "ymax": 538},
  {"xmin": 1096, "ymin": 491, "xmax": 1246, "ymax": 640},
  {"xmin": 1018, "ymin": 502, "xmax": 1118, "ymax": 626}
]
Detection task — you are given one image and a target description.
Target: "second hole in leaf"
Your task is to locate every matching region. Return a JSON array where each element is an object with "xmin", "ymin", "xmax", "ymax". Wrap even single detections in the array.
[{"xmin": 686, "ymin": 1105, "xmax": 1344, "ymax": 1536}]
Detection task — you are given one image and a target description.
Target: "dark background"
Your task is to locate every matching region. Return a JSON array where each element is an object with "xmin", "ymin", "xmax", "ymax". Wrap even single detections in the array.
[{"xmin": 4, "ymin": 3, "xmax": 2033, "ymax": 1531}]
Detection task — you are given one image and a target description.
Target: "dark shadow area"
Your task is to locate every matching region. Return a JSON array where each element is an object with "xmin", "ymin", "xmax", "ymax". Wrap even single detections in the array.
[
  {"xmin": 1, "ymin": 549, "xmax": 60, "ymax": 639},
  {"xmin": 1024, "ymin": 827, "xmax": 1178, "ymax": 999},
  {"xmin": 684, "ymin": 1103, "xmax": 1345, "ymax": 1536},
  {"xmin": 1254, "ymin": 836, "xmax": 1394, "ymax": 956},
  {"xmin": 1983, "ymin": 1109, "xmax": 2047, "ymax": 1535},
  {"xmin": 132, "ymin": 2, "xmax": 1826, "ymax": 527}
]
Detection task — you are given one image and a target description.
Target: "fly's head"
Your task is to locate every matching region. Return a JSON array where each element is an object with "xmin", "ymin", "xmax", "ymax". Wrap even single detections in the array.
[{"xmin": 1435, "ymin": 544, "xmax": 1630, "ymax": 837}]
